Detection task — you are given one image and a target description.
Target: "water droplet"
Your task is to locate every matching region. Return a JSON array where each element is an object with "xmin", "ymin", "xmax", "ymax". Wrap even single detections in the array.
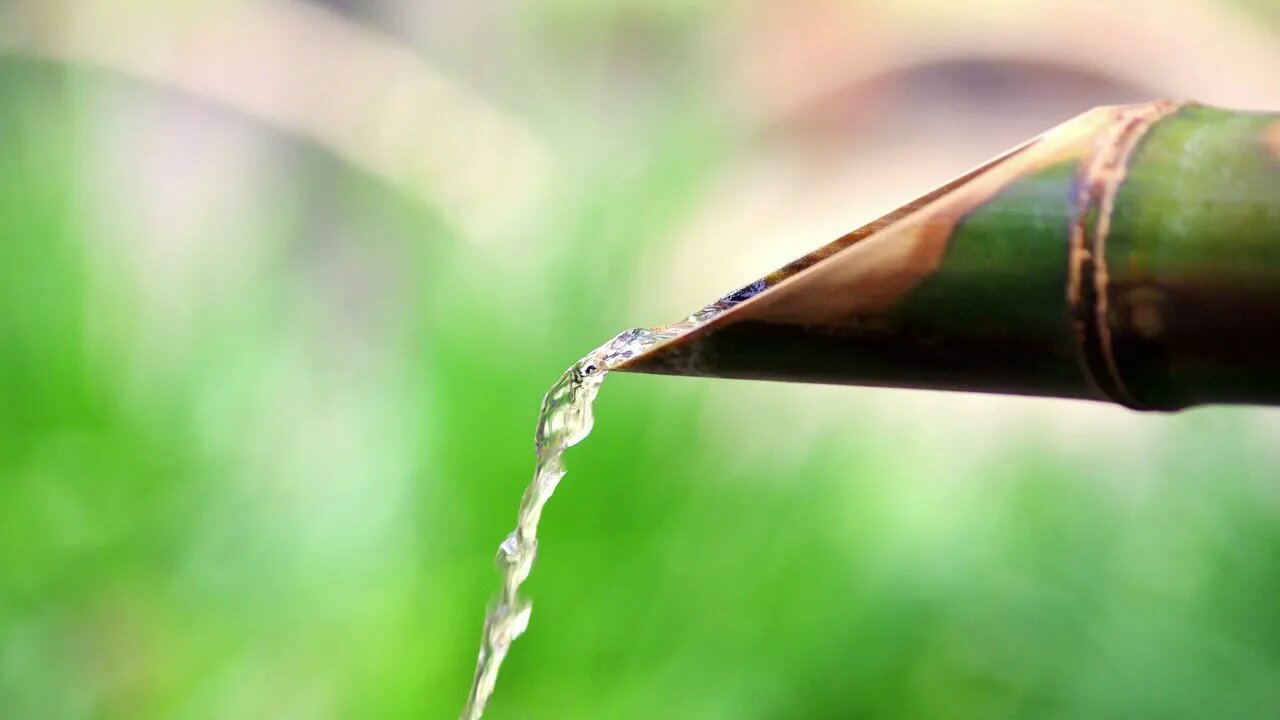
[
  {"xmin": 497, "ymin": 533, "xmax": 520, "ymax": 561},
  {"xmin": 506, "ymin": 602, "xmax": 532, "ymax": 641}
]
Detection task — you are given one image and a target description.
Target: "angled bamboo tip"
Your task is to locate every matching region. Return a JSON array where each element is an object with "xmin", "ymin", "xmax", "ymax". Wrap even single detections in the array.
[{"xmin": 614, "ymin": 101, "xmax": 1280, "ymax": 410}]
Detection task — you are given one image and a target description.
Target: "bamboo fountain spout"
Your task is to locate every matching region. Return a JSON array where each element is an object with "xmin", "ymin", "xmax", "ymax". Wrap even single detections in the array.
[{"xmin": 614, "ymin": 101, "xmax": 1280, "ymax": 411}]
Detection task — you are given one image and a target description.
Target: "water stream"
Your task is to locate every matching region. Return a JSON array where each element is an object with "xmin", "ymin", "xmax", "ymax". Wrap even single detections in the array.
[{"xmin": 460, "ymin": 285, "xmax": 762, "ymax": 719}]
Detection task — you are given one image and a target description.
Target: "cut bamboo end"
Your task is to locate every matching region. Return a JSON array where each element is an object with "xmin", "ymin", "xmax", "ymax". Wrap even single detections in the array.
[{"xmin": 617, "ymin": 102, "xmax": 1280, "ymax": 411}]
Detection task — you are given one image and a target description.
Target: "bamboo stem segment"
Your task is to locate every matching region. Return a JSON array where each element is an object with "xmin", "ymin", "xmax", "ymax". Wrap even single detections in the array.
[{"xmin": 617, "ymin": 102, "xmax": 1280, "ymax": 411}]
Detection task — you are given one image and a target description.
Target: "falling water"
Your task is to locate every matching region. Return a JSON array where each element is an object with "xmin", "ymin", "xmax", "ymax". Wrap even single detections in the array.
[{"xmin": 460, "ymin": 282, "xmax": 764, "ymax": 720}]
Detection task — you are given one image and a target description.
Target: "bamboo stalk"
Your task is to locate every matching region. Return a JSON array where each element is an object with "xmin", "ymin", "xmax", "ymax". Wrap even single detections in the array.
[{"xmin": 617, "ymin": 102, "xmax": 1280, "ymax": 411}]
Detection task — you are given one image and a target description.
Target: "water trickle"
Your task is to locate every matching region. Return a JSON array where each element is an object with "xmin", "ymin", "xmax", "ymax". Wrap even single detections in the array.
[{"xmin": 460, "ymin": 291, "xmax": 749, "ymax": 719}]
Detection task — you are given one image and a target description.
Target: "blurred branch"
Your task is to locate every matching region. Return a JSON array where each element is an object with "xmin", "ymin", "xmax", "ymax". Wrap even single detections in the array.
[
  {"xmin": 735, "ymin": 0, "xmax": 1280, "ymax": 126},
  {"xmin": 0, "ymin": 0, "xmax": 553, "ymax": 247}
]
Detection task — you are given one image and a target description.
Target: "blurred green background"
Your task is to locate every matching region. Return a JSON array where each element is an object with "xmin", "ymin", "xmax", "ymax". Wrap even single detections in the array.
[{"xmin": 5, "ymin": 1, "xmax": 1280, "ymax": 718}]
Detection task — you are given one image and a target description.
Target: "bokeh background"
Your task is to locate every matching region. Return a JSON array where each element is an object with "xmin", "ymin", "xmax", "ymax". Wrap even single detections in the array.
[{"xmin": 4, "ymin": 1, "xmax": 1280, "ymax": 718}]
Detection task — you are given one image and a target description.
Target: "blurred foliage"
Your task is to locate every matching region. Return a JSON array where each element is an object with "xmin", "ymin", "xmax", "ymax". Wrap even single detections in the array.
[{"xmin": 4, "ymin": 2, "xmax": 1280, "ymax": 719}]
